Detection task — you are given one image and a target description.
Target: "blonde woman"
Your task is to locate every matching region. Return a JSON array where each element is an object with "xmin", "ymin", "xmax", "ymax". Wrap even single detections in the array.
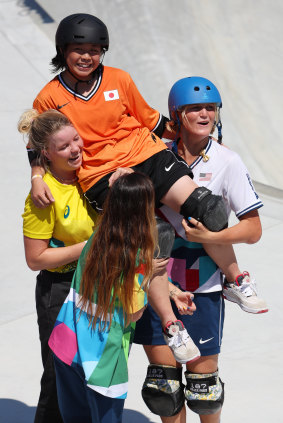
[
  {"xmin": 134, "ymin": 77, "xmax": 267, "ymax": 423},
  {"xmin": 19, "ymin": 109, "xmax": 98, "ymax": 423}
]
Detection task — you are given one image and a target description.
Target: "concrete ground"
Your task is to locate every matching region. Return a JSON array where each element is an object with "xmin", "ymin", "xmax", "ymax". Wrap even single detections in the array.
[{"xmin": 1, "ymin": 1, "xmax": 282, "ymax": 422}]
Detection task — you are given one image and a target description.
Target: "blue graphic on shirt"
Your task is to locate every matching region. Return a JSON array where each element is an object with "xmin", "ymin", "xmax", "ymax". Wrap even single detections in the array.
[
  {"xmin": 64, "ymin": 205, "xmax": 70, "ymax": 218},
  {"xmin": 246, "ymin": 173, "xmax": 259, "ymax": 199}
]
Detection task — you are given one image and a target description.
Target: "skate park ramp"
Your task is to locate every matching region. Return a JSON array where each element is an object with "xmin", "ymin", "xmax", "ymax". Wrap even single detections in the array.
[{"xmin": 0, "ymin": 1, "xmax": 282, "ymax": 422}]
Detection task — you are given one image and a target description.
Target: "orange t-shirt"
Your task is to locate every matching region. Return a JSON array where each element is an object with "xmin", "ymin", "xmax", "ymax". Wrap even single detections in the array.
[{"xmin": 33, "ymin": 66, "xmax": 167, "ymax": 192}]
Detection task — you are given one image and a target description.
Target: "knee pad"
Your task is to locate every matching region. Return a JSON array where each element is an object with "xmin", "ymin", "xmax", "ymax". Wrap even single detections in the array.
[
  {"xmin": 154, "ymin": 217, "xmax": 175, "ymax": 258},
  {"xmin": 142, "ymin": 364, "xmax": 185, "ymax": 417},
  {"xmin": 180, "ymin": 187, "xmax": 228, "ymax": 232},
  {"xmin": 184, "ymin": 370, "xmax": 224, "ymax": 415}
]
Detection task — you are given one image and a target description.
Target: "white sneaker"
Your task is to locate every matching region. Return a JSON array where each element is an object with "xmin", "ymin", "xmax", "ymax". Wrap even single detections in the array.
[
  {"xmin": 163, "ymin": 320, "xmax": 200, "ymax": 364},
  {"xmin": 223, "ymin": 271, "xmax": 268, "ymax": 314}
]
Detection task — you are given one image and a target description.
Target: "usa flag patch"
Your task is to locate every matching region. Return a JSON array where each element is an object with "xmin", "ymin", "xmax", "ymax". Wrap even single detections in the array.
[
  {"xmin": 199, "ymin": 172, "xmax": 212, "ymax": 181},
  {"xmin": 104, "ymin": 90, "xmax": 119, "ymax": 101}
]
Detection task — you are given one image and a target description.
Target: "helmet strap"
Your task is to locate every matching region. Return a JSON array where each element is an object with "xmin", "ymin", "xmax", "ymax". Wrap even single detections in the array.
[
  {"xmin": 66, "ymin": 67, "xmax": 98, "ymax": 85},
  {"xmin": 172, "ymin": 113, "xmax": 182, "ymax": 153},
  {"xmin": 217, "ymin": 121, "xmax": 223, "ymax": 144},
  {"xmin": 65, "ymin": 64, "xmax": 102, "ymax": 94},
  {"xmin": 172, "ymin": 137, "xmax": 180, "ymax": 153},
  {"xmin": 100, "ymin": 51, "xmax": 106, "ymax": 64},
  {"xmin": 214, "ymin": 108, "xmax": 222, "ymax": 144}
]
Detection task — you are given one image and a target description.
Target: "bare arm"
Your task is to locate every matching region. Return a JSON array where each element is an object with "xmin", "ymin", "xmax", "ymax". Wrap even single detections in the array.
[
  {"xmin": 168, "ymin": 282, "xmax": 196, "ymax": 315},
  {"xmin": 128, "ymin": 306, "xmax": 147, "ymax": 323},
  {"xmin": 31, "ymin": 161, "xmax": 54, "ymax": 208},
  {"xmin": 152, "ymin": 258, "xmax": 196, "ymax": 315},
  {"xmin": 182, "ymin": 209, "xmax": 262, "ymax": 245},
  {"xmin": 24, "ymin": 236, "xmax": 85, "ymax": 271}
]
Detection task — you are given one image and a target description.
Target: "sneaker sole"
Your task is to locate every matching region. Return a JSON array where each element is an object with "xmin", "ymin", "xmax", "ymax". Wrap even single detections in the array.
[
  {"xmin": 175, "ymin": 352, "xmax": 201, "ymax": 365},
  {"xmin": 223, "ymin": 293, "xmax": 269, "ymax": 314}
]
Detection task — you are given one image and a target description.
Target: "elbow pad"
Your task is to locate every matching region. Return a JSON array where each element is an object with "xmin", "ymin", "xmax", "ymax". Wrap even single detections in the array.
[{"xmin": 180, "ymin": 187, "xmax": 228, "ymax": 232}]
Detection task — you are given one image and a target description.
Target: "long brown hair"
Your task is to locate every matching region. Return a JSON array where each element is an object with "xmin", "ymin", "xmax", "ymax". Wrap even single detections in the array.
[{"xmin": 79, "ymin": 172, "xmax": 157, "ymax": 328}]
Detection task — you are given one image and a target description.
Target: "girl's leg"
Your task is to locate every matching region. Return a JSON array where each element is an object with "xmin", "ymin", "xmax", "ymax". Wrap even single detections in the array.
[
  {"xmin": 143, "ymin": 344, "xmax": 177, "ymax": 367},
  {"xmin": 161, "ymin": 175, "xmax": 197, "ymax": 213},
  {"xmin": 203, "ymin": 243, "xmax": 240, "ymax": 282},
  {"xmin": 186, "ymin": 355, "xmax": 223, "ymax": 423},
  {"xmin": 161, "ymin": 176, "xmax": 240, "ymax": 282},
  {"xmin": 141, "ymin": 296, "xmax": 224, "ymax": 423},
  {"xmin": 54, "ymin": 356, "xmax": 125, "ymax": 423},
  {"xmin": 161, "ymin": 175, "xmax": 227, "ymax": 234},
  {"xmin": 205, "ymin": 243, "xmax": 268, "ymax": 313},
  {"xmin": 199, "ymin": 410, "xmax": 221, "ymax": 423},
  {"xmin": 86, "ymin": 390, "xmax": 125, "ymax": 423},
  {"xmin": 161, "ymin": 408, "xmax": 186, "ymax": 423},
  {"xmin": 148, "ymin": 266, "xmax": 176, "ymax": 327},
  {"xmin": 148, "ymin": 219, "xmax": 200, "ymax": 363},
  {"xmin": 54, "ymin": 356, "xmax": 92, "ymax": 423},
  {"xmin": 148, "ymin": 261, "xmax": 200, "ymax": 363},
  {"xmin": 149, "ymin": 220, "xmax": 177, "ymax": 326},
  {"xmin": 35, "ymin": 272, "xmax": 72, "ymax": 423},
  {"xmin": 187, "ymin": 354, "xmax": 218, "ymax": 373},
  {"xmin": 143, "ymin": 345, "xmax": 186, "ymax": 423}
]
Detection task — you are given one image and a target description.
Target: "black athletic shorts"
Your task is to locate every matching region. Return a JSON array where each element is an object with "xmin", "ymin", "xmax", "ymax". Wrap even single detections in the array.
[{"xmin": 84, "ymin": 149, "xmax": 193, "ymax": 212}]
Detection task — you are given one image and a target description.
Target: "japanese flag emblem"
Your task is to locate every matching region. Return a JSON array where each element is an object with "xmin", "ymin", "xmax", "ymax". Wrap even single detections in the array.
[{"xmin": 104, "ymin": 90, "xmax": 119, "ymax": 101}]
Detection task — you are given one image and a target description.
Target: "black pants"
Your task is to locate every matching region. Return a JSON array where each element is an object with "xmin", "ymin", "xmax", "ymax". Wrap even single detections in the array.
[
  {"xmin": 84, "ymin": 149, "xmax": 193, "ymax": 212},
  {"xmin": 54, "ymin": 356, "xmax": 125, "ymax": 423},
  {"xmin": 34, "ymin": 270, "xmax": 74, "ymax": 423}
]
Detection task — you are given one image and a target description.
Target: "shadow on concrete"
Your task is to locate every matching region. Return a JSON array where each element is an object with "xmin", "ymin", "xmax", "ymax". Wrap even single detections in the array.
[
  {"xmin": 17, "ymin": 0, "xmax": 54, "ymax": 23},
  {"xmin": 123, "ymin": 408, "xmax": 153, "ymax": 423},
  {"xmin": 0, "ymin": 400, "xmax": 153, "ymax": 423},
  {"xmin": 0, "ymin": 399, "xmax": 36, "ymax": 423}
]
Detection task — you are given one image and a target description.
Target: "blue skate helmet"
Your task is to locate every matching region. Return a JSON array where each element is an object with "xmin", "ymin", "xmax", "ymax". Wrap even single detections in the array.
[{"xmin": 168, "ymin": 77, "xmax": 223, "ymax": 146}]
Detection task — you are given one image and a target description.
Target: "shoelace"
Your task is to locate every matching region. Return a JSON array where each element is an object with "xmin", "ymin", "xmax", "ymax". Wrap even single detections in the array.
[
  {"xmin": 167, "ymin": 328, "xmax": 189, "ymax": 348},
  {"xmin": 239, "ymin": 276, "xmax": 258, "ymax": 297}
]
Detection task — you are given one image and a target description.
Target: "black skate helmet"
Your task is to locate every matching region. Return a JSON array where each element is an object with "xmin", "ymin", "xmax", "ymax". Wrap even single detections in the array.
[{"xmin": 55, "ymin": 13, "xmax": 109, "ymax": 51}]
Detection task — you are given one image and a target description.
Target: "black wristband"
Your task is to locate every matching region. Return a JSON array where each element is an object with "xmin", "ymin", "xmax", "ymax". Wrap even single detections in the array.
[
  {"xmin": 27, "ymin": 148, "xmax": 39, "ymax": 165},
  {"xmin": 153, "ymin": 115, "xmax": 169, "ymax": 138}
]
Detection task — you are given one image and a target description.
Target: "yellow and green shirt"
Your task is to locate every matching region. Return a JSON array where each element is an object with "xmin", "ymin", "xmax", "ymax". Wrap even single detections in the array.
[{"xmin": 22, "ymin": 172, "xmax": 98, "ymax": 273}]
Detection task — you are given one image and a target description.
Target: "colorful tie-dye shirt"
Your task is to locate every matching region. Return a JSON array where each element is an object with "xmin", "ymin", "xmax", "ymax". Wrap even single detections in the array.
[{"xmin": 48, "ymin": 235, "xmax": 147, "ymax": 399}]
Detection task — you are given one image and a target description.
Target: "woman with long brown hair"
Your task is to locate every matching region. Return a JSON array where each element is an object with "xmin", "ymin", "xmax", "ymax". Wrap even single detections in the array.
[
  {"xmin": 48, "ymin": 172, "xmax": 157, "ymax": 423},
  {"xmin": 21, "ymin": 108, "xmax": 196, "ymax": 423}
]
